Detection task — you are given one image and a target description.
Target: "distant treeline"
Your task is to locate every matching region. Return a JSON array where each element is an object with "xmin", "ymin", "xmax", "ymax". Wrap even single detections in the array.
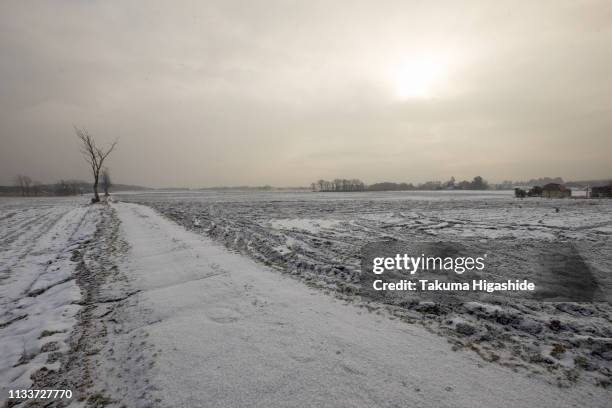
[
  {"xmin": 311, "ymin": 176, "xmax": 490, "ymax": 192},
  {"xmin": 0, "ymin": 176, "xmax": 151, "ymax": 197},
  {"xmin": 309, "ymin": 176, "xmax": 612, "ymax": 192},
  {"xmin": 199, "ymin": 185, "xmax": 274, "ymax": 191},
  {"xmin": 503, "ymin": 177, "xmax": 563, "ymax": 188},
  {"xmin": 0, "ymin": 179, "xmax": 87, "ymax": 197},
  {"xmin": 497, "ymin": 177, "xmax": 611, "ymax": 189},
  {"xmin": 311, "ymin": 179, "xmax": 366, "ymax": 192}
]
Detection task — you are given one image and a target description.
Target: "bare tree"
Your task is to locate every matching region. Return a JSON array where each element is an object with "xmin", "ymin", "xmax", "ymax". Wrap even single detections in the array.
[
  {"xmin": 101, "ymin": 168, "xmax": 112, "ymax": 197},
  {"xmin": 14, "ymin": 175, "xmax": 25, "ymax": 196},
  {"xmin": 23, "ymin": 176, "xmax": 32, "ymax": 196},
  {"xmin": 333, "ymin": 179, "xmax": 342, "ymax": 192},
  {"xmin": 317, "ymin": 179, "xmax": 325, "ymax": 192},
  {"xmin": 14, "ymin": 174, "xmax": 32, "ymax": 196},
  {"xmin": 76, "ymin": 127, "xmax": 117, "ymax": 203},
  {"xmin": 311, "ymin": 178, "xmax": 366, "ymax": 192}
]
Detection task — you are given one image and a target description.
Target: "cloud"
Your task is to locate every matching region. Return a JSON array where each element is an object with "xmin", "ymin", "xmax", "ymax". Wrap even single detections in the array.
[{"xmin": 1, "ymin": 0, "xmax": 611, "ymax": 187}]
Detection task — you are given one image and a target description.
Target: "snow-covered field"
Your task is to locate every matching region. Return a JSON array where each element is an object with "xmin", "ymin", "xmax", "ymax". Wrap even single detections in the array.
[
  {"xmin": 1, "ymin": 191, "xmax": 611, "ymax": 407},
  {"xmin": 119, "ymin": 190, "xmax": 612, "ymax": 389},
  {"xmin": 0, "ymin": 197, "xmax": 99, "ymax": 401}
]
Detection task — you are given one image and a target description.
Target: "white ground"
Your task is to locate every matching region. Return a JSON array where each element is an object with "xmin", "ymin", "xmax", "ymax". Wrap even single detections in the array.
[
  {"xmin": 122, "ymin": 189, "xmax": 612, "ymax": 386},
  {"xmin": 1, "ymin": 196, "xmax": 610, "ymax": 407},
  {"xmin": 0, "ymin": 198, "xmax": 98, "ymax": 401},
  {"xmin": 113, "ymin": 202, "xmax": 609, "ymax": 408}
]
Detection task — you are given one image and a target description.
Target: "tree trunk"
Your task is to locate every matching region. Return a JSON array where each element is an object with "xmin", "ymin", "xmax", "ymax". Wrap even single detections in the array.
[{"xmin": 93, "ymin": 176, "xmax": 100, "ymax": 202}]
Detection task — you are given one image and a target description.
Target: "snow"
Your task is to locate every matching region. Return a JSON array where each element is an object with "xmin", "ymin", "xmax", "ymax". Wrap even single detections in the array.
[
  {"xmin": 0, "ymin": 197, "xmax": 99, "ymax": 401},
  {"xmin": 118, "ymin": 190, "xmax": 612, "ymax": 389},
  {"xmin": 463, "ymin": 301, "xmax": 503, "ymax": 314},
  {"xmin": 268, "ymin": 218, "xmax": 341, "ymax": 233},
  {"xmin": 1, "ymin": 192, "xmax": 611, "ymax": 407},
  {"xmin": 109, "ymin": 201, "xmax": 609, "ymax": 407}
]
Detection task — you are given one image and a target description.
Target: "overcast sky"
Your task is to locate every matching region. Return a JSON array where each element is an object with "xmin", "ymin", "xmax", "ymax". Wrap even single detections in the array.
[{"xmin": 1, "ymin": 1, "xmax": 611, "ymax": 187}]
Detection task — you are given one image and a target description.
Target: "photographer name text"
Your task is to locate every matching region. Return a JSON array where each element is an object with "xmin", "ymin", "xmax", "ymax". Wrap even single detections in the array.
[{"xmin": 373, "ymin": 279, "xmax": 535, "ymax": 292}]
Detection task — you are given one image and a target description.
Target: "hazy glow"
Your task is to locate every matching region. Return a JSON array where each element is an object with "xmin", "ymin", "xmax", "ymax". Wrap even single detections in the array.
[
  {"xmin": 393, "ymin": 56, "xmax": 448, "ymax": 99},
  {"xmin": 0, "ymin": 1, "xmax": 611, "ymax": 187}
]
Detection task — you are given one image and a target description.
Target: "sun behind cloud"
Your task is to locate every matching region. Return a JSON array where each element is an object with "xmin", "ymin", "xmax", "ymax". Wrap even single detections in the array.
[{"xmin": 393, "ymin": 55, "xmax": 449, "ymax": 99}]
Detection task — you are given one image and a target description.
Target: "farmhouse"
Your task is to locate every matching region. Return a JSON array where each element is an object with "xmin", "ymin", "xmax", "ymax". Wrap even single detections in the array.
[{"xmin": 541, "ymin": 183, "xmax": 571, "ymax": 198}]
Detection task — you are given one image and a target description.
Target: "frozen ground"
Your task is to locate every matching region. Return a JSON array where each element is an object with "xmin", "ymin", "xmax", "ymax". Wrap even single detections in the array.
[
  {"xmin": 1, "ymin": 192, "xmax": 611, "ymax": 407},
  {"xmin": 108, "ymin": 201, "xmax": 609, "ymax": 407},
  {"xmin": 0, "ymin": 198, "xmax": 99, "ymax": 402},
  {"xmin": 118, "ymin": 190, "xmax": 612, "ymax": 388}
]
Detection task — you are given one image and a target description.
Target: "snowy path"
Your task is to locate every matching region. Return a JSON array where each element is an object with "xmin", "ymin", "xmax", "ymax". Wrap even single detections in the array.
[{"xmin": 114, "ymin": 202, "xmax": 609, "ymax": 408}]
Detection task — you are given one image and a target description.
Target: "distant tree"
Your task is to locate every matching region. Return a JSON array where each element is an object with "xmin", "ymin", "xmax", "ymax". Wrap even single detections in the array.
[
  {"xmin": 446, "ymin": 176, "xmax": 456, "ymax": 189},
  {"xmin": 312, "ymin": 178, "xmax": 365, "ymax": 192},
  {"xmin": 52, "ymin": 180, "xmax": 83, "ymax": 196},
  {"xmin": 494, "ymin": 180, "xmax": 514, "ymax": 190},
  {"xmin": 14, "ymin": 175, "xmax": 25, "ymax": 196},
  {"xmin": 102, "ymin": 168, "xmax": 112, "ymax": 197},
  {"xmin": 13, "ymin": 175, "xmax": 33, "ymax": 196},
  {"xmin": 470, "ymin": 176, "xmax": 489, "ymax": 190},
  {"xmin": 76, "ymin": 127, "xmax": 117, "ymax": 203},
  {"xmin": 522, "ymin": 177, "xmax": 564, "ymax": 187},
  {"xmin": 368, "ymin": 182, "xmax": 412, "ymax": 191},
  {"xmin": 419, "ymin": 181, "xmax": 443, "ymax": 190},
  {"xmin": 332, "ymin": 179, "xmax": 340, "ymax": 192},
  {"xmin": 456, "ymin": 180, "xmax": 472, "ymax": 190},
  {"xmin": 317, "ymin": 179, "xmax": 325, "ymax": 192},
  {"xmin": 351, "ymin": 179, "xmax": 365, "ymax": 191},
  {"xmin": 23, "ymin": 176, "xmax": 32, "ymax": 196}
]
